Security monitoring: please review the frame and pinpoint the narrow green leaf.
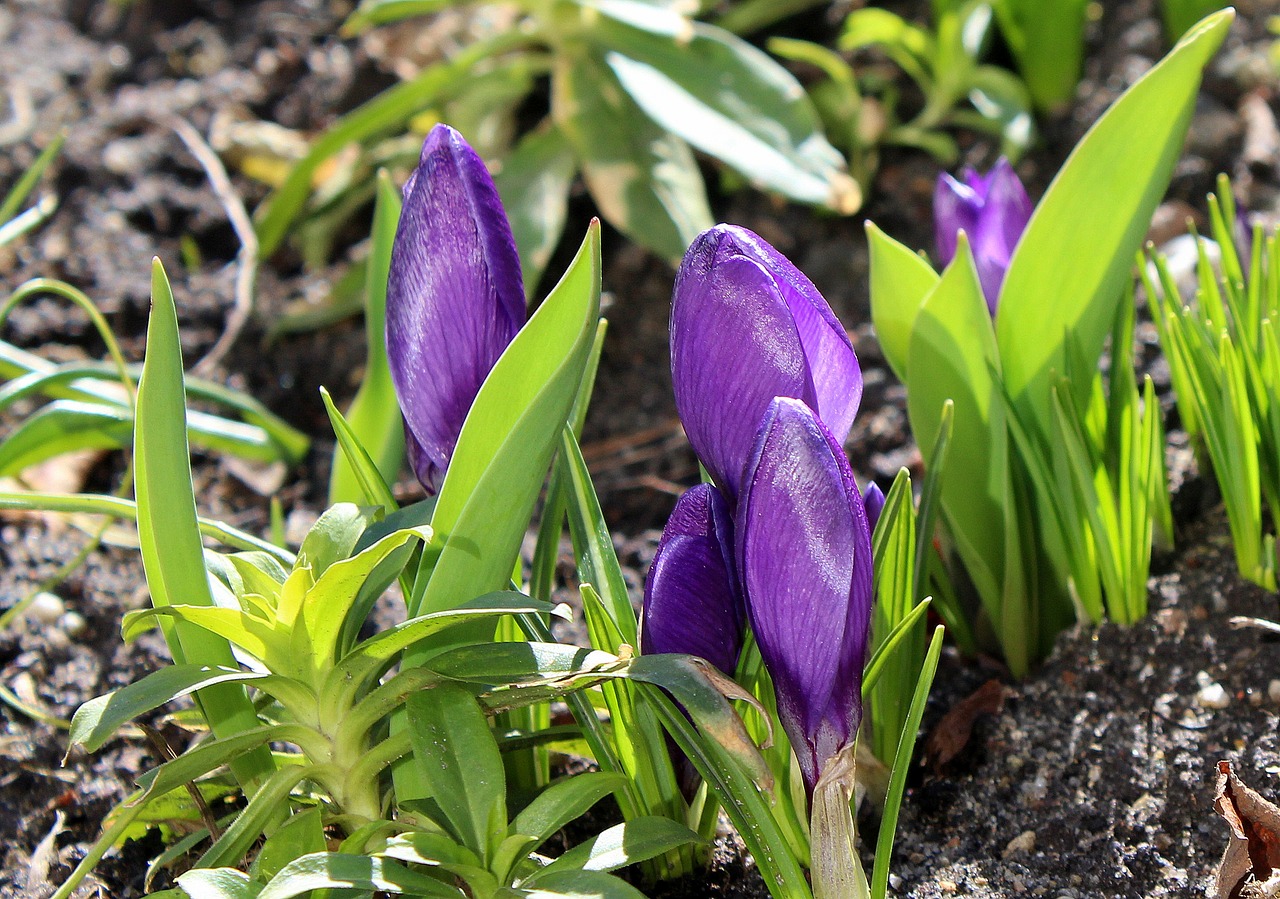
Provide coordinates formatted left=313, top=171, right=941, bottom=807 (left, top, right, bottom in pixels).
left=871, top=625, right=944, bottom=899
left=136, top=260, right=273, bottom=790
left=531, top=818, right=700, bottom=880
left=408, top=223, right=600, bottom=626
left=328, top=170, right=405, bottom=505
left=996, top=11, right=1232, bottom=441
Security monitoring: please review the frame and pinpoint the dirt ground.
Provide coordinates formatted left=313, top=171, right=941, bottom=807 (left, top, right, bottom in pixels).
left=1, top=0, right=1279, bottom=897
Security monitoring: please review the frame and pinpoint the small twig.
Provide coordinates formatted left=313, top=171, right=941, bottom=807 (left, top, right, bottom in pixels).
left=169, top=116, right=257, bottom=377
left=1229, top=615, right=1280, bottom=635
left=139, top=723, right=223, bottom=842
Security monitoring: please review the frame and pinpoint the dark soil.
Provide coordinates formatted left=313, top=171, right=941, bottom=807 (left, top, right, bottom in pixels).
left=0, top=0, right=1278, bottom=897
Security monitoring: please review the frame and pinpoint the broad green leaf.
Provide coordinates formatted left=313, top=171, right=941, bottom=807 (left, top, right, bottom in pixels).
left=906, top=240, right=1006, bottom=621
left=996, top=10, right=1232, bottom=442
left=250, top=807, right=326, bottom=882
left=406, top=684, right=507, bottom=862
left=593, top=0, right=858, bottom=212
left=839, top=7, right=933, bottom=87
left=135, top=725, right=326, bottom=799
left=866, top=223, right=939, bottom=383
left=552, top=52, right=711, bottom=262
left=136, top=261, right=272, bottom=790
left=515, top=869, right=649, bottom=899
left=341, top=0, right=458, bottom=34
left=408, top=223, right=600, bottom=625
left=249, top=852, right=462, bottom=899
left=300, top=524, right=430, bottom=671
left=511, top=772, right=629, bottom=851
left=174, top=868, right=261, bottom=899
left=531, top=818, right=700, bottom=880
left=495, top=125, right=578, bottom=296
left=328, top=170, right=405, bottom=505
left=296, top=503, right=379, bottom=580
left=122, top=604, right=288, bottom=673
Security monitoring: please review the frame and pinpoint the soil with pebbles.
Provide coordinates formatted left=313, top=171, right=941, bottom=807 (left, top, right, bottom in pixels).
left=1, top=0, right=1279, bottom=897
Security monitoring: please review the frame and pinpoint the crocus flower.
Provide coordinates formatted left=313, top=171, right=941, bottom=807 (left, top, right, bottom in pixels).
left=862, top=481, right=885, bottom=533
left=934, top=157, right=1032, bottom=314
left=641, top=483, right=743, bottom=677
left=670, top=225, right=862, bottom=501
left=736, top=397, right=873, bottom=793
left=387, top=123, right=525, bottom=494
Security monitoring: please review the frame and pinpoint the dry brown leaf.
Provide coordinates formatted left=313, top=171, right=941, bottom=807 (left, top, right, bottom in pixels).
left=924, top=678, right=1010, bottom=773
left=1213, top=761, right=1280, bottom=898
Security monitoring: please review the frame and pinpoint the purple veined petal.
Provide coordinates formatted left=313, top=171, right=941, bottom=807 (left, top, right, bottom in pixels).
left=672, top=232, right=818, bottom=500
left=971, top=250, right=1006, bottom=316
left=736, top=397, right=873, bottom=791
left=934, top=172, right=983, bottom=265
left=641, top=483, right=743, bottom=676
left=862, top=481, right=886, bottom=533
left=708, top=226, right=862, bottom=444
left=981, top=158, right=1033, bottom=254
left=386, top=124, right=526, bottom=494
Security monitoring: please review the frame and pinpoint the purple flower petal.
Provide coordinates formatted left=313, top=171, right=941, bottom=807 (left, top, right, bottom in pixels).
left=641, top=484, right=742, bottom=676
left=934, top=172, right=982, bottom=265
left=862, top=481, right=886, bottom=533
left=386, top=124, right=525, bottom=494
left=736, top=398, right=873, bottom=791
left=671, top=225, right=861, bottom=498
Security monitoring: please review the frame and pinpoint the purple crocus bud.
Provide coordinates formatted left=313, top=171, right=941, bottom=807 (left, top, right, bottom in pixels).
left=933, top=157, right=1032, bottom=314
left=737, top=398, right=873, bottom=795
left=641, top=483, right=743, bottom=677
left=862, top=481, right=885, bottom=533
left=671, top=225, right=862, bottom=502
left=387, top=124, right=525, bottom=494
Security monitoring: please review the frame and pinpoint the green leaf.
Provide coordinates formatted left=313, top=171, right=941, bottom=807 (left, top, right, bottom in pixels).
left=559, top=428, right=637, bottom=646
left=905, top=240, right=1007, bottom=630
left=511, top=772, right=628, bottom=852
left=250, top=806, right=326, bottom=883
left=429, top=641, right=617, bottom=687
left=196, top=765, right=315, bottom=870
left=992, top=0, right=1088, bottom=111
left=408, top=223, right=601, bottom=625
left=638, top=684, right=811, bottom=899
left=174, top=868, right=262, bottom=899
left=0, top=131, right=64, bottom=223
left=495, top=125, right=578, bottom=296
left=532, top=818, right=700, bottom=881
left=69, top=666, right=291, bottom=753
left=593, top=0, right=858, bottom=213
left=328, top=170, right=405, bottom=505
left=300, top=524, right=430, bottom=671
left=248, top=852, right=463, bottom=899
left=871, top=626, right=944, bottom=899
left=866, top=222, right=939, bottom=383
left=552, top=51, right=711, bottom=262
left=296, top=503, right=380, bottom=580
left=254, top=32, right=527, bottom=258
left=0, top=399, right=132, bottom=476
left=136, top=260, right=273, bottom=790
left=516, top=869, right=650, bottom=898
left=996, top=10, right=1232, bottom=443
left=406, top=684, right=507, bottom=862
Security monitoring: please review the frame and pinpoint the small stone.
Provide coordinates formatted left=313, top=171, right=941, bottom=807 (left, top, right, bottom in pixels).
left=939, top=881, right=957, bottom=893
left=58, top=611, right=87, bottom=638
left=1268, top=680, right=1280, bottom=704
left=1195, top=680, right=1231, bottom=710
left=1003, top=830, right=1036, bottom=858
left=888, top=874, right=903, bottom=891
left=26, top=592, right=64, bottom=625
